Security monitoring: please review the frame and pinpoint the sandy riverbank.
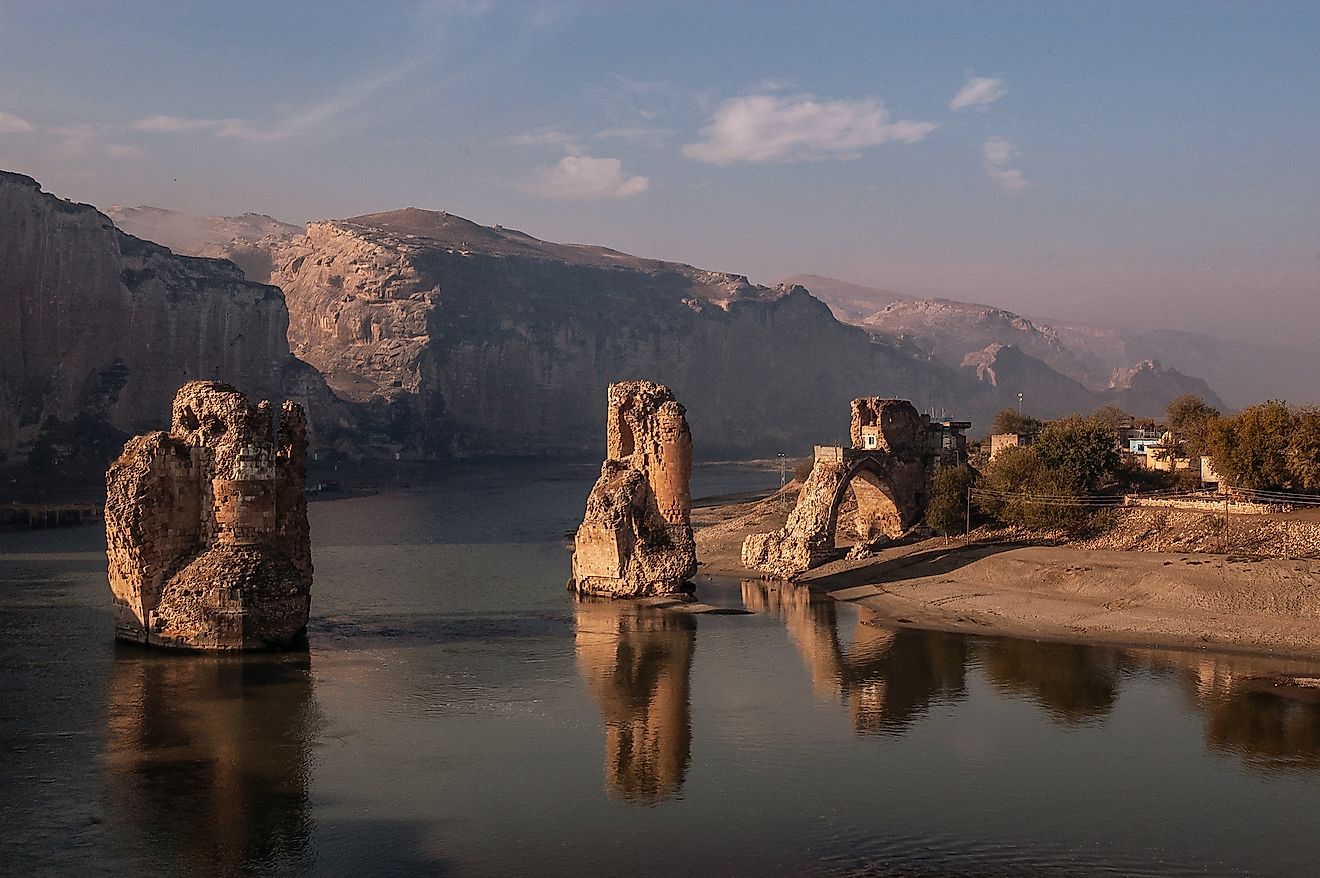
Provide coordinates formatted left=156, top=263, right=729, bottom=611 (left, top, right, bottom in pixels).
left=693, top=484, right=1320, bottom=658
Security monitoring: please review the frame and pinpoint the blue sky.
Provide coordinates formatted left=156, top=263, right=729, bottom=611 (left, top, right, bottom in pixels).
left=1, top=1, right=1317, bottom=344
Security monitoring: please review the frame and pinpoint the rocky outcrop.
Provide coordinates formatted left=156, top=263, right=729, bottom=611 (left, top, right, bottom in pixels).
left=572, top=381, right=696, bottom=597
left=1107, top=359, right=1224, bottom=415
left=255, top=208, right=980, bottom=457
left=105, top=381, right=311, bottom=650
left=0, top=171, right=344, bottom=480
left=743, top=399, right=932, bottom=578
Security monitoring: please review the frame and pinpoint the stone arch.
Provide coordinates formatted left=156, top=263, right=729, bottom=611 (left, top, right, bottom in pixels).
left=827, top=460, right=903, bottom=547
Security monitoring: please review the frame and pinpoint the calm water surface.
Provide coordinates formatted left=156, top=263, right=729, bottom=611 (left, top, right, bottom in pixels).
left=4, top=461, right=1320, bottom=876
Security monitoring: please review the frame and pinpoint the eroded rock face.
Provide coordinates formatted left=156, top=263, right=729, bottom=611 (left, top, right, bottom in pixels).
left=742, top=399, right=931, bottom=579
left=0, top=170, right=349, bottom=483
left=105, top=381, right=311, bottom=650
left=572, top=381, right=696, bottom=597
left=254, top=208, right=974, bottom=457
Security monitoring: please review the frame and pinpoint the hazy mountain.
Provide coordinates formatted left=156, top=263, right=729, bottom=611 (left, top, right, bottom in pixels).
left=788, top=274, right=1301, bottom=409
left=105, top=205, right=300, bottom=258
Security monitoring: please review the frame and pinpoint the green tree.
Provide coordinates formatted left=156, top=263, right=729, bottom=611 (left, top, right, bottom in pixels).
left=1089, top=404, right=1131, bottom=434
left=925, top=465, right=976, bottom=534
left=1032, top=415, right=1122, bottom=492
left=1287, top=407, right=1320, bottom=490
left=974, top=446, right=1089, bottom=532
left=1165, top=394, right=1221, bottom=458
left=990, top=408, right=1043, bottom=437
left=1207, top=400, right=1293, bottom=490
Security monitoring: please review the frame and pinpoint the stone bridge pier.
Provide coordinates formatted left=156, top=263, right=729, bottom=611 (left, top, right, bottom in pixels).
left=742, top=398, right=933, bottom=579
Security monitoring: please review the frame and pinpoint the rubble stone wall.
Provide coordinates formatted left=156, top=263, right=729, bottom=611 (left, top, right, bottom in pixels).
left=573, top=381, right=697, bottom=597
left=743, top=399, right=933, bottom=579
left=105, top=381, right=311, bottom=650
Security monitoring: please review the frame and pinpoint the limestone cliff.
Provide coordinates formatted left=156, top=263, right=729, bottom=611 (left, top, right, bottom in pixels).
left=263, top=208, right=978, bottom=456
left=0, top=171, right=342, bottom=480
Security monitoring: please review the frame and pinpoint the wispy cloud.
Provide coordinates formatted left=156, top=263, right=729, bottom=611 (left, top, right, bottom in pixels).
left=133, top=115, right=275, bottom=140
left=104, top=143, right=144, bottom=159
left=950, top=76, right=1007, bottom=112
left=592, top=125, right=672, bottom=144
left=506, top=129, right=587, bottom=153
left=682, top=94, right=936, bottom=164
left=0, top=111, right=35, bottom=134
left=526, top=155, right=649, bottom=200
left=983, top=135, right=1029, bottom=190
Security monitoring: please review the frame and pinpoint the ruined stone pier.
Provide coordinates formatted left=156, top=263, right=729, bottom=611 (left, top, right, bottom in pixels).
left=572, top=380, right=697, bottom=597
left=742, top=398, right=935, bottom=579
left=105, top=381, right=312, bottom=650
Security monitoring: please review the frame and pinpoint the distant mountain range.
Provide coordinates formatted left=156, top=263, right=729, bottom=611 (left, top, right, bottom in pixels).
left=785, top=273, right=1308, bottom=409
left=0, top=176, right=1238, bottom=491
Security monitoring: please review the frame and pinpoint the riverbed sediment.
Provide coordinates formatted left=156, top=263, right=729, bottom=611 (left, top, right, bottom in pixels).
left=694, top=483, right=1320, bottom=658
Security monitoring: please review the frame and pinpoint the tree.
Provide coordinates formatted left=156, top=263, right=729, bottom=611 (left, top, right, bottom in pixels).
left=1165, top=394, right=1221, bottom=458
left=1031, top=415, right=1122, bottom=492
left=974, top=446, right=1089, bottom=532
left=1207, top=400, right=1293, bottom=490
left=1287, top=407, right=1320, bottom=490
left=1089, top=404, right=1131, bottom=434
left=925, top=465, right=976, bottom=534
left=991, top=408, right=1043, bottom=437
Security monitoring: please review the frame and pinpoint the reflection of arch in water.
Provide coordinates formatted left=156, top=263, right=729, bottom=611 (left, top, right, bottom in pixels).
left=105, top=648, right=318, bottom=876
left=741, top=580, right=967, bottom=734
left=978, top=639, right=1123, bottom=726
left=574, top=599, right=694, bottom=804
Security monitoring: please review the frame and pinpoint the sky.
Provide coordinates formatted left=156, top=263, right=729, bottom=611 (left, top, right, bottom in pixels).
left=1, top=0, right=1317, bottom=346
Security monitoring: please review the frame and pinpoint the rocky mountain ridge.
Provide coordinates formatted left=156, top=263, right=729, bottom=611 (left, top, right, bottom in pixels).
left=0, top=171, right=344, bottom=489
left=784, top=273, right=1300, bottom=409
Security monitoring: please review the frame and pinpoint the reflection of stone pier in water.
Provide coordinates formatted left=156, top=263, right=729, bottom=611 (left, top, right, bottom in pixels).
left=741, top=580, right=967, bottom=733
left=572, top=381, right=696, bottom=597
left=105, top=650, right=317, bottom=875
left=742, top=399, right=937, bottom=579
left=105, top=381, right=312, bottom=650
left=574, top=599, right=694, bottom=803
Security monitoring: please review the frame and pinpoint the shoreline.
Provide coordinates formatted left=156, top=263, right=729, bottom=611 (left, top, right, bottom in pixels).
left=694, top=485, right=1320, bottom=660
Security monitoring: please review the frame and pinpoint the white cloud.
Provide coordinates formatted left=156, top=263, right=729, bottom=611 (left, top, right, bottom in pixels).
left=0, top=111, right=35, bottom=134
left=950, top=76, right=1007, bottom=112
left=104, top=143, right=144, bottom=159
left=983, top=135, right=1029, bottom=190
left=682, top=94, right=936, bottom=164
left=527, top=155, right=649, bottom=200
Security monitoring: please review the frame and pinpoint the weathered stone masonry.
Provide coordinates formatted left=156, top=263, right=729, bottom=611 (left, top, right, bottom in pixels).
left=572, top=381, right=697, bottom=597
left=105, top=381, right=312, bottom=649
left=742, top=398, right=933, bottom=579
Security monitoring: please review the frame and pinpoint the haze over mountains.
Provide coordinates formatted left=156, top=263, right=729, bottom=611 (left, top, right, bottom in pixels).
left=786, top=274, right=1310, bottom=409
left=0, top=171, right=1240, bottom=489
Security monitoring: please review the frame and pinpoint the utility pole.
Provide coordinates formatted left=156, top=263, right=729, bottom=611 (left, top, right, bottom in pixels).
left=1017, top=392, right=1024, bottom=415
left=1222, top=494, right=1229, bottom=554
left=965, top=485, right=972, bottom=538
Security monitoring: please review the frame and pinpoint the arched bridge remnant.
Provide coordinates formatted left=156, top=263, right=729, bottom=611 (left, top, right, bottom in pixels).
left=742, top=398, right=939, bottom=579
left=572, top=380, right=697, bottom=597
left=105, top=381, right=312, bottom=650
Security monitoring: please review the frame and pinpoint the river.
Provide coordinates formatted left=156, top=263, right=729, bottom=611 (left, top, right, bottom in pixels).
left=3, top=461, right=1320, bottom=876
